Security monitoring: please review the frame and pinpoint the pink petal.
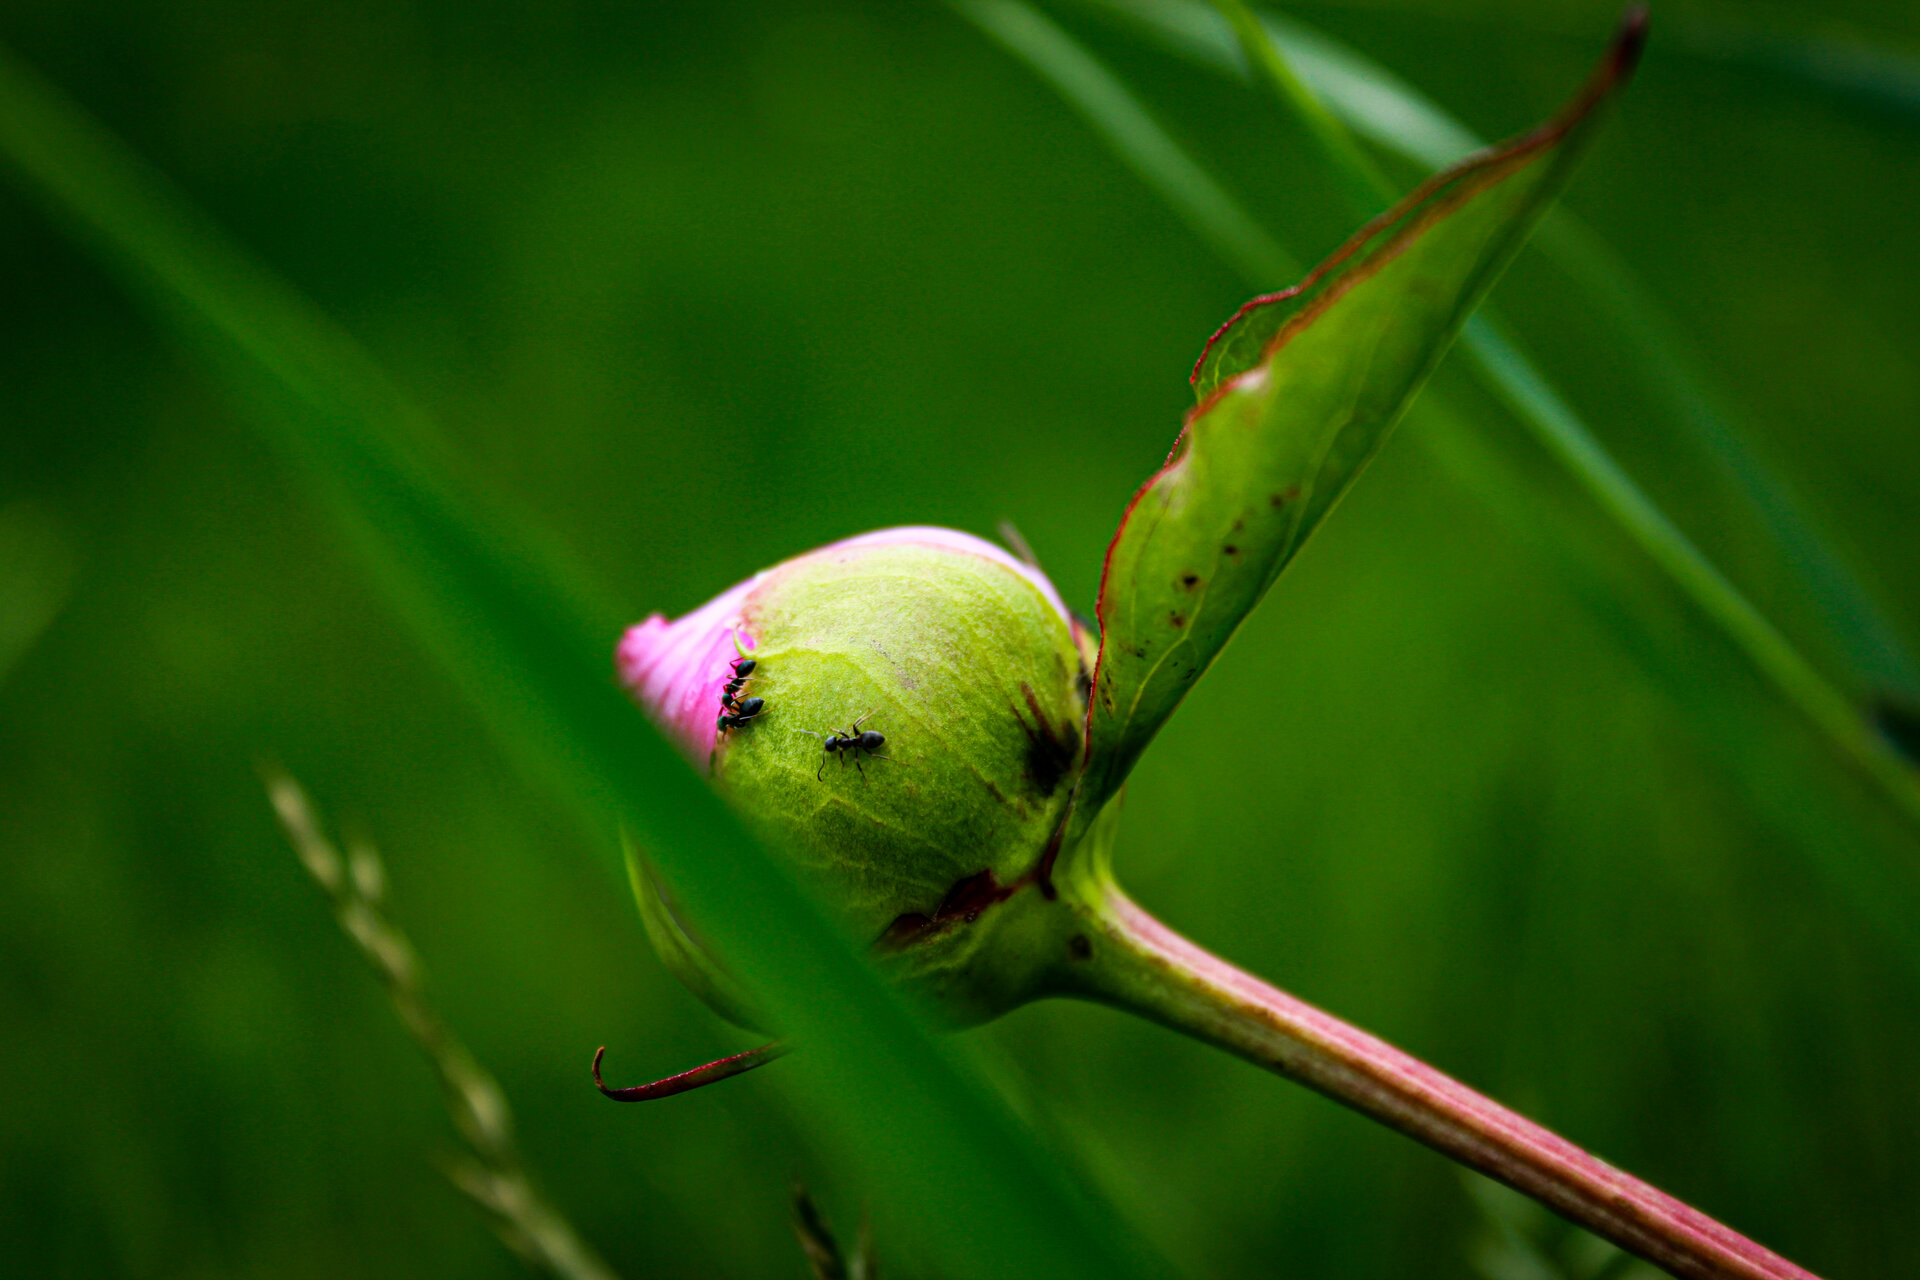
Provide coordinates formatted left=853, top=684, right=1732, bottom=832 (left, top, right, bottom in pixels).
left=616, top=574, right=759, bottom=760
left=615, top=526, right=1071, bottom=760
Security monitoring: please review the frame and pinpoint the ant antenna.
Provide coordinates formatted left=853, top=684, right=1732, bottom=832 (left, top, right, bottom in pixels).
left=592, top=1042, right=790, bottom=1102
left=794, top=727, right=833, bottom=780
left=997, top=519, right=1042, bottom=569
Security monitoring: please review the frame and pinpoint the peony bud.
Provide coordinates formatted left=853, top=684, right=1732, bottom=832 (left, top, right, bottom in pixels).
left=618, top=527, right=1094, bottom=1025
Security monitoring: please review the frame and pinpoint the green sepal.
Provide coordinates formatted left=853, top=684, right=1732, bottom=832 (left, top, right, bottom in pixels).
left=1073, top=20, right=1644, bottom=822
left=625, top=830, right=769, bottom=1033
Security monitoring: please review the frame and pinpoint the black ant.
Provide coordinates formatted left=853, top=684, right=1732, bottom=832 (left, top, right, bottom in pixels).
left=797, top=711, right=890, bottom=781
left=716, top=643, right=764, bottom=735
left=716, top=696, right=764, bottom=734
left=720, top=657, right=757, bottom=709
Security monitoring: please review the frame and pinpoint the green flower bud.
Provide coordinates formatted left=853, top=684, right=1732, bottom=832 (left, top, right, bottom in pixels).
left=619, top=527, right=1095, bottom=1025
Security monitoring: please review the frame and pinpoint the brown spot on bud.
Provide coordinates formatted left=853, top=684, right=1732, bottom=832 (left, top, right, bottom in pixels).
left=877, top=868, right=1024, bottom=950
left=876, top=913, right=933, bottom=950
left=1180, top=573, right=1201, bottom=589
left=1168, top=611, right=1186, bottom=629
left=1069, top=934, right=1092, bottom=960
left=937, top=869, right=1015, bottom=924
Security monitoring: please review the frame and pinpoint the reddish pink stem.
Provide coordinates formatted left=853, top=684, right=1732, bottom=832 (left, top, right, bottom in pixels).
left=1063, top=884, right=1819, bottom=1280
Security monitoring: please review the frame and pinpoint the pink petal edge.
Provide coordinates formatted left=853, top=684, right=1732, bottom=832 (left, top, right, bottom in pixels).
left=615, top=526, right=1070, bottom=760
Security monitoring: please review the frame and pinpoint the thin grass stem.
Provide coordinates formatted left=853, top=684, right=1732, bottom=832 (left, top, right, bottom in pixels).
left=265, top=770, right=622, bottom=1280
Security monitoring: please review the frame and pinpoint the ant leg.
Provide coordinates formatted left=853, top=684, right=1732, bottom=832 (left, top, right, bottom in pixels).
left=854, top=755, right=867, bottom=783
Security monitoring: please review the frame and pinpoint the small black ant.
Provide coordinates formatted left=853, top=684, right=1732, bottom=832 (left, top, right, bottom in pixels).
left=716, top=696, right=765, bottom=734
left=720, top=665, right=756, bottom=709
left=797, top=710, right=890, bottom=781
left=717, top=642, right=762, bottom=728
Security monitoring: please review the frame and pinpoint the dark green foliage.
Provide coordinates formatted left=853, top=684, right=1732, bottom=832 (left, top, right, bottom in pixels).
left=1, top=2, right=1917, bottom=1278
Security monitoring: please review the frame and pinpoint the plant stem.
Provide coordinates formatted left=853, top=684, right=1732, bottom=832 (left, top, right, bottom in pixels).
left=1058, top=881, right=1820, bottom=1280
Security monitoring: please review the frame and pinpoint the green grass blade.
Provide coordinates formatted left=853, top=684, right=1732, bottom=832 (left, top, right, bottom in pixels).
left=955, top=0, right=1297, bottom=285
left=1451, top=314, right=1920, bottom=825
left=1460, top=311, right=1920, bottom=829
left=0, top=41, right=1169, bottom=1280
left=1671, top=10, right=1920, bottom=125
left=1404, top=390, right=1920, bottom=993
left=1180, top=0, right=1920, bottom=128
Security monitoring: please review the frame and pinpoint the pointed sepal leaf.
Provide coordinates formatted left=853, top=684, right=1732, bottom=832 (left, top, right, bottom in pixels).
left=624, top=831, right=768, bottom=1034
left=1076, top=14, right=1644, bottom=816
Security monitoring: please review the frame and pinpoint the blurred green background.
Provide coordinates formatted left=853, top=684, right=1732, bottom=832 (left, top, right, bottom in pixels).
left=3, top=0, right=1918, bottom=1276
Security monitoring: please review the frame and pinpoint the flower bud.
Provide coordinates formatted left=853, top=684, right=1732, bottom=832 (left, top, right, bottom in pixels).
left=618, top=527, right=1092, bottom=1025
